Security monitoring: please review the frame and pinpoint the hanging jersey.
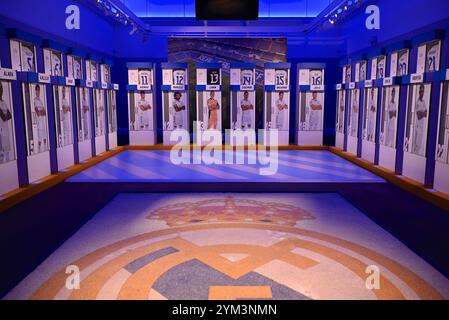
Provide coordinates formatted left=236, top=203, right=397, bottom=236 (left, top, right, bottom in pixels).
left=52, top=54, right=61, bottom=76
left=309, top=70, right=323, bottom=86
left=240, top=69, right=254, bottom=86
left=427, top=43, right=440, bottom=72
left=139, top=70, right=152, bottom=86
left=275, top=70, right=288, bottom=86
left=172, top=70, right=186, bottom=86
left=74, top=60, right=81, bottom=79
left=398, top=51, right=409, bottom=76
left=377, top=57, right=386, bottom=78
left=359, top=62, right=367, bottom=81
left=91, top=63, right=98, bottom=81
left=22, top=46, right=35, bottom=72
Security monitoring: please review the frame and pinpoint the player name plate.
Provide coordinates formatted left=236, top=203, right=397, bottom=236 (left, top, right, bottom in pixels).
left=311, top=85, right=325, bottom=91
left=349, top=82, right=356, bottom=89
left=66, top=78, right=75, bottom=86
left=336, top=84, right=342, bottom=90
left=0, top=68, right=17, bottom=81
left=364, top=80, right=373, bottom=88
left=101, top=82, right=108, bottom=89
left=383, top=77, right=393, bottom=86
left=275, top=84, right=289, bottom=91
left=137, top=84, right=151, bottom=91
left=240, top=85, right=255, bottom=91
left=410, top=73, right=424, bottom=84
left=38, top=73, right=51, bottom=84
left=113, top=84, right=119, bottom=90
left=206, top=85, right=220, bottom=91
left=446, top=69, right=449, bottom=81
left=171, top=85, right=186, bottom=91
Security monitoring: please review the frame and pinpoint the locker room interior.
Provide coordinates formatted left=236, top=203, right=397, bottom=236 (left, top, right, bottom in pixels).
left=1, top=0, right=449, bottom=302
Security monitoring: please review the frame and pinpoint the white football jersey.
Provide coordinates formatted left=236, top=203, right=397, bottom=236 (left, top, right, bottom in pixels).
left=345, top=65, right=351, bottom=83
left=359, top=62, right=367, bottom=81
left=101, top=65, right=110, bottom=83
left=139, top=70, right=152, bottom=86
left=74, top=60, right=81, bottom=79
left=240, top=69, right=254, bottom=86
left=275, top=70, right=289, bottom=86
left=309, top=70, right=323, bottom=86
left=398, top=51, right=409, bottom=76
left=52, top=54, right=61, bottom=76
left=377, top=57, right=386, bottom=79
left=91, top=63, right=98, bottom=81
left=22, top=46, right=35, bottom=72
left=427, top=43, right=440, bottom=72
left=173, top=69, right=186, bottom=86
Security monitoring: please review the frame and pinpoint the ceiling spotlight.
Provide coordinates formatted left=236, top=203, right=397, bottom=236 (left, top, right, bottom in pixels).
left=91, top=0, right=148, bottom=39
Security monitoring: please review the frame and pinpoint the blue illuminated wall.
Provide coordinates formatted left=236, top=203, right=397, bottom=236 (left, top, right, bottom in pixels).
left=343, top=0, right=449, bottom=55
left=1, top=0, right=449, bottom=145
left=0, top=0, right=115, bottom=57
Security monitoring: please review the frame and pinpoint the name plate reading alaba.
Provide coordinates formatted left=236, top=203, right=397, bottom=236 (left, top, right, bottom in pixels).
left=0, top=68, right=17, bottom=81
left=38, top=73, right=51, bottom=84
left=410, top=73, right=424, bottom=84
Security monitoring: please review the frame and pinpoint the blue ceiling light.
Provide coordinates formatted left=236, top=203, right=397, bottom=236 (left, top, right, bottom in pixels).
left=117, top=0, right=331, bottom=19
left=77, top=0, right=375, bottom=38
left=299, top=0, right=377, bottom=34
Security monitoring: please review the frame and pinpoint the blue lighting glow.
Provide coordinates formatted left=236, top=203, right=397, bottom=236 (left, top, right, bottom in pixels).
left=118, top=0, right=332, bottom=18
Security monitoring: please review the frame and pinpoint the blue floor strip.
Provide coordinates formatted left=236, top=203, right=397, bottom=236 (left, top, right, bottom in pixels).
left=67, top=150, right=385, bottom=183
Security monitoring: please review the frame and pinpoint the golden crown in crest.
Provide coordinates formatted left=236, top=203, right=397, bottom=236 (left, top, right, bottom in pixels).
left=146, top=196, right=315, bottom=227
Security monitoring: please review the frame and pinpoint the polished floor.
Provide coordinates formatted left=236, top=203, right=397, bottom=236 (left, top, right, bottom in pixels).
left=6, top=193, right=448, bottom=300
left=67, top=150, right=385, bottom=183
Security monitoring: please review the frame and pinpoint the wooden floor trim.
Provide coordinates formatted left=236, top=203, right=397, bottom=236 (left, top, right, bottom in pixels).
left=0, top=147, right=125, bottom=213
left=329, top=147, right=449, bottom=212
left=124, top=144, right=329, bottom=151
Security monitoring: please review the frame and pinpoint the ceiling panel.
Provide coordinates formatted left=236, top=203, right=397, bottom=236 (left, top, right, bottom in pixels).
left=118, top=0, right=332, bottom=18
